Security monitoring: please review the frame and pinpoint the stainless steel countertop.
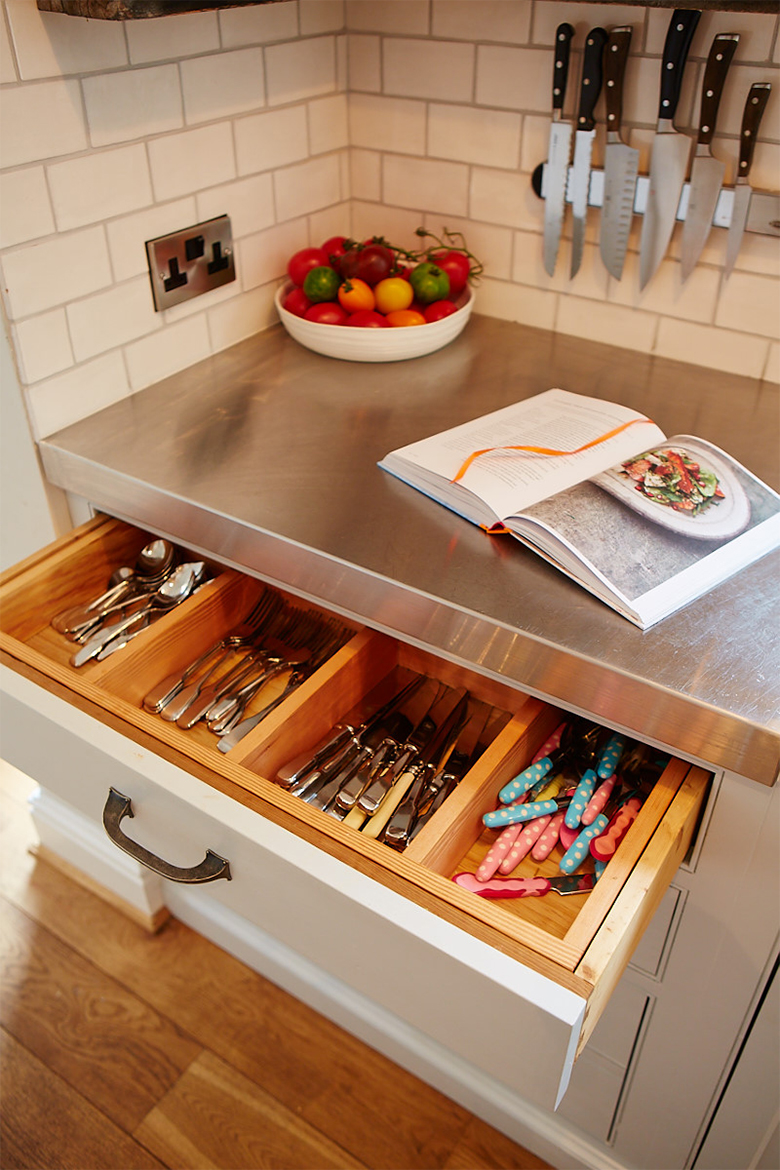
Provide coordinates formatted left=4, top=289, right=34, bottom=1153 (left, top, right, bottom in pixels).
left=40, top=314, right=780, bottom=785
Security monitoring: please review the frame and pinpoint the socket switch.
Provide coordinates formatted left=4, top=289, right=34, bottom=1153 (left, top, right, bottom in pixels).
left=146, top=215, right=236, bottom=311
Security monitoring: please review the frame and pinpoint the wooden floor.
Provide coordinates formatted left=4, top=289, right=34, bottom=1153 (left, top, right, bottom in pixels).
left=0, top=761, right=552, bottom=1170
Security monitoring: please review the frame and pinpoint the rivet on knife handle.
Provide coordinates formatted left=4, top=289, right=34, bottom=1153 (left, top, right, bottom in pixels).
left=696, top=34, right=739, bottom=148
left=656, top=9, right=701, bottom=124
left=552, top=22, right=574, bottom=113
left=736, top=82, right=771, bottom=180
left=604, top=26, right=632, bottom=134
left=576, top=27, right=607, bottom=133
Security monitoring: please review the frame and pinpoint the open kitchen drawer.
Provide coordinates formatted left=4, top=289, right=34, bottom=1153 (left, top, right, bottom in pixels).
left=0, top=515, right=709, bottom=1109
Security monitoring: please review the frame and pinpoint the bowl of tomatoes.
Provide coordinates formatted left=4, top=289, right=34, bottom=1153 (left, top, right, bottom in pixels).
left=274, top=233, right=478, bottom=363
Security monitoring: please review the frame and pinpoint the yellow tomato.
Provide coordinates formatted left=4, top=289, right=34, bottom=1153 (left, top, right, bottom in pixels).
left=385, top=309, right=426, bottom=327
left=337, top=278, right=375, bottom=313
left=374, top=276, right=414, bottom=314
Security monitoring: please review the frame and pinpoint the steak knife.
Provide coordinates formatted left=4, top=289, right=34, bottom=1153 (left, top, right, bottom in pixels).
left=724, top=82, right=772, bottom=278
left=543, top=22, right=575, bottom=276
left=570, top=26, right=608, bottom=278
left=638, top=8, right=701, bottom=290
left=599, top=26, right=639, bottom=280
left=680, top=33, right=739, bottom=282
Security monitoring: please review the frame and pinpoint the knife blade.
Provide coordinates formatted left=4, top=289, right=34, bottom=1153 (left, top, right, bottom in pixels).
left=543, top=22, right=575, bottom=277
left=570, top=26, right=608, bottom=278
left=356, top=679, right=444, bottom=815
left=680, top=33, right=739, bottom=282
left=638, top=8, right=702, bottom=291
left=724, top=82, right=772, bottom=279
left=599, top=26, right=639, bottom=280
left=453, top=871, right=595, bottom=899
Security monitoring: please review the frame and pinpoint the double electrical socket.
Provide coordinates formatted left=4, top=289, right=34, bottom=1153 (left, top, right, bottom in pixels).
left=146, top=215, right=236, bottom=311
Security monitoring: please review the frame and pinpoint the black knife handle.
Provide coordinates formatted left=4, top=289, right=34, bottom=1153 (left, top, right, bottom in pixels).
left=737, top=82, right=771, bottom=179
left=604, top=26, right=632, bottom=134
left=552, top=23, right=575, bottom=113
left=697, top=33, right=739, bottom=145
left=576, top=28, right=608, bottom=132
left=657, top=9, right=701, bottom=123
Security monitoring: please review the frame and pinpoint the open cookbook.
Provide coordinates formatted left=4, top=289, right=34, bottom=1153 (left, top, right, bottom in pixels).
left=379, top=389, right=780, bottom=629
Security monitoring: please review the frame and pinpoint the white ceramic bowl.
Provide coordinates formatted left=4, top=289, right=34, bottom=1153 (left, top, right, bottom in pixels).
left=274, top=282, right=474, bottom=362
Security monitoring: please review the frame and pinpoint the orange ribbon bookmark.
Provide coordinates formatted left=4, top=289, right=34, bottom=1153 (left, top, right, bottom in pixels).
left=451, top=416, right=651, bottom=483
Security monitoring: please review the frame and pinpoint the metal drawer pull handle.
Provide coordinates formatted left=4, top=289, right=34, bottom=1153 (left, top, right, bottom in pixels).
left=103, top=788, right=232, bottom=884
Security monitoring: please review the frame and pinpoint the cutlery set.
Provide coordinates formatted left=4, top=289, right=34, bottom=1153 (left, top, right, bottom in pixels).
left=453, top=719, right=669, bottom=900
left=542, top=10, right=773, bottom=286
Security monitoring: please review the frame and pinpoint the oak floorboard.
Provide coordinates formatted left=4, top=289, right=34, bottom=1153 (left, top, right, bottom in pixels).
left=135, top=1048, right=366, bottom=1170
left=0, top=1029, right=165, bottom=1170
left=445, top=1115, right=555, bottom=1169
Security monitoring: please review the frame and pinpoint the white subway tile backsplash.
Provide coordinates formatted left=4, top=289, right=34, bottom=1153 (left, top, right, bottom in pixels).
left=265, top=37, right=337, bottom=106
left=106, top=198, right=197, bottom=282
left=520, top=115, right=548, bottom=175
left=13, top=308, right=73, bottom=384
left=219, top=2, right=300, bottom=48
left=310, top=200, right=351, bottom=245
left=715, top=270, right=780, bottom=339
left=649, top=9, right=776, bottom=64
left=513, top=231, right=609, bottom=299
left=48, top=144, right=152, bottom=232
left=5, top=0, right=126, bottom=80
left=66, top=275, right=160, bottom=361
left=350, top=147, right=381, bottom=201
left=476, top=275, right=556, bottom=331
left=421, top=214, right=513, bottom=282
left=27, top=350, right=129, bottom=439
left=148, top=123, right=236, bottom=202
left=433, top=0, right=531, bottom=45
left=558, top=294, right=658, bottom=354
left=345, top=0, right=429, bottom=36
left=208, top=282, right=280, bottom=351
left=0, top=167, right=55, bottom=247
left=126, top=11, right=219, bottom=64
left=2, top=225, right=112, bottom=319
left=124, top=313, right=211, bottom=392
left=428, top=103, right=521, bottom=169
left=470, top=167, right=542, bottom=232
left=309, top=93, right=349, bottom=153
left=476, top=46, right=550, bottom=113
left=609, top=251, right=720, bottom=326
left=181, top=49, right=265, bottom=126
left=82, top=65, right=183, bottom=148
left=655, top=317, right=768, bottom=379
left=336, top=30, right=348, bottom=91
left=241, top=218, right=309, bottom=290
left=235, top=105, right=309, bottom=176
left=274, top=154, right=342, bottom=222
left=351, top=201, right=421, bottom=251
left=723, top=232, right=780, bottom=280
left=300, top=0, right=345, bottom=36
left=349, top=93, right=426, bottom=156
left=384, top=154, right=469, bottom=218
left=384, top=37, right=474, bottom=102
left=533, top=4, right=643, bottom=47
left=0, top=9, right=17, bottom=82
left=347, top=33, right=380, bottom=92
left=765, top=342, right=780, bottom=385
left=0, top=79, right=87, bottom=166
left=197, top=175, right=274, bottom=241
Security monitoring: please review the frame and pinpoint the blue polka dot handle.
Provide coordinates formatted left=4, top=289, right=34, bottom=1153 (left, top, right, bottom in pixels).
left=559, top=812, right=608, bottom=874
left=483, top=798, right=558, bottom=829
left=594, top=859, right=608, bottom=882
left=564, top=768, right=597, bottom=829
left=597, top=734, right=626, bottom=779
left=498, top=756, right=554, bottom=805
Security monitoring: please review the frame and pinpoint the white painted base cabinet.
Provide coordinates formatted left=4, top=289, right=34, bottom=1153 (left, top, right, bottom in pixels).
left=1, top=516, right=777, bottom=1170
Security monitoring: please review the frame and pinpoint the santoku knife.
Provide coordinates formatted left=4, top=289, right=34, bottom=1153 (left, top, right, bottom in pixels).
left=570, top=26, right=608, bottom=278
left=724, top=82, right=772, bottom=279
left=638, top=8, right=701, bottom=290
left=599, top=26, right=639, bottom=280
left=680, top=33, right=739, bottom=282
left=543, top=22, right=575, bottom=276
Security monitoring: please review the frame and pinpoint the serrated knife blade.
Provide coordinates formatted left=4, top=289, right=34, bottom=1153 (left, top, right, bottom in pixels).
left=543, top=22, right=575, bottom=277
left=638, top=8, right=701, bottom=291
left=724, top=82, right=772, bottom=279
left=680, top=33, right=739, bottom=282
left=599, top=26, right=639, bottom=280
left=570, top=27, right=608, bottom=278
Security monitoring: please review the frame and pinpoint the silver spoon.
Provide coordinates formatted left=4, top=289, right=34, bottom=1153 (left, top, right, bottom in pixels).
left=54, top=539, right=175, bottom=638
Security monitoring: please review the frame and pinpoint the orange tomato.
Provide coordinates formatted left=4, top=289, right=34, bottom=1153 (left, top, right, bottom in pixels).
left=385, top=309, right=426, bottom=327
left=337, top=277, right=375, bottom=313
left=374, top=276, right=414, bottom=314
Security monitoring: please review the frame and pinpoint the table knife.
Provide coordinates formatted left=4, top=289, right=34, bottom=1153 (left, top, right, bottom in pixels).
left=724, top=82, right=772, bottom=279
left=638, top=8, right=701, bottom=290
left=680, top=33, right=739, bottom=282
left=599, top=26, right=639, bottom=280
left=543, top=22, right=575, bottom=276
left=570, top=27, right=608, bottom=278
left=453, top=871, right=595, bottom=899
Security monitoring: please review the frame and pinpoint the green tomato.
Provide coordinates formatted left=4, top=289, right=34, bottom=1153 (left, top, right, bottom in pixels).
left=303, top=265, right=341, bottom=303
left=409, top=261, right=450, bottom=305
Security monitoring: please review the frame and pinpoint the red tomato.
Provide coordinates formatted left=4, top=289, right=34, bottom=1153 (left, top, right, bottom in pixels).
left=385, top=309, right=426, bottom=327
left=304, top=302, right=349, bottom=326
left=346, top=310, right=390, bottom=328
left=341, top=243, right=395, bottom=286
left=283, top=288, right=312, bottom=318
left=288, top=247, right=330, bottom=286
left=321, top=235, right=348, bottom=266
left=424, top=299, right=459, bottom=323
left=338, top=278, right=375, bottom=313
left=430, top=250, right=470, bottom=296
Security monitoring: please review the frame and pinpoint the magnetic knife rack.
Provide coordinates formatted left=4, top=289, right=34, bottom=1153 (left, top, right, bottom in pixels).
left=531, top=163, right=780, bottom=235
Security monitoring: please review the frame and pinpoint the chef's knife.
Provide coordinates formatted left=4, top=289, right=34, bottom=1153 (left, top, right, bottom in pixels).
left=543, top=22, right=575, bottom=276
left=638, top=8, right=702, bottom=290
left=570, top=26, right=608, bottom=278
left=453, top=871, right=595, bottom=899
left=680, top=33, right=739, bottom=282
left=599, top=26, right=639, bottom=280
left=724, top=82, right=772, bottom=279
